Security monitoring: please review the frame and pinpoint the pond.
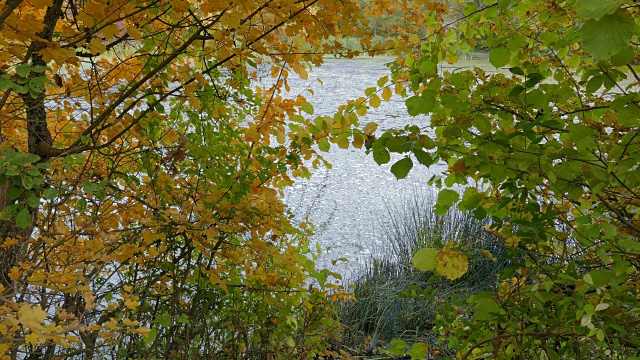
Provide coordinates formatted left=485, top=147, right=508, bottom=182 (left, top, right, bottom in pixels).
left=273, top=56, right=450, bottom=277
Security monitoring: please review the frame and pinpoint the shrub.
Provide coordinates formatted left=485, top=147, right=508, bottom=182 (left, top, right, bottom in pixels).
left=338, top=192, right=510, bottom=355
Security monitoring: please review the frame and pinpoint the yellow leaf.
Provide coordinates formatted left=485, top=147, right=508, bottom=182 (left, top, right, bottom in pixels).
left=8, top=266, right=20, bottom=280
left=298, top=67, right=308, bottom=80
left=104, top=318, right=118, bottom=330
left=363, top=122, right=378, bottom=135
left=166, top=130, right=178, bottom=143
left=25, top=333, right=40, bottom=346
left=337, top=134, right=349, bottom=149
left=124, top=299, right=139, bottom=310
left=395, top=82, right=404, bottom=95
left=172, top=0, right=190, bottom=12
left=101, top=24, right=120, bottom=39
left=377, top=76, right=388, bottom=87
left=209, top=271, right=228, bottom=292
left=479, top=249, right=496, bottom=261
left=32, top=0, right=54, bottom=7
left=127, top=27, right=143, bottom=40
left=0, top=343, right=10, bottom=356
left=435, top=247, right=468, bottom=280
left=52, top=335, right=72, bottom=348
left=352, top=133, right=364, bottom=149
left=276, top=128, right=286, bottom=144
left=369, top=94, right=381, bottom=108
left=123, top=318, right=140, bottom=326
left=382, top=86, right=392, bottom=101
left=88, top=36, right=106, bottom=54
left=131, top=326, right=151, bottom=337
left=292, top=36, right=306, bottom=48
left=18, top=304, right=48, bottom=332
left=87, top=324, right=102, bottom=331
left=76, top=12, right=95, bottom=27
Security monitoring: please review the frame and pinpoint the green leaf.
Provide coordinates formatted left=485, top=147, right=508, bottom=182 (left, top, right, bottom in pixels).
left=524, top=73, right=544, bottom=88
left=77, top=198, right=87, bottom=213
left=16, top=207, right=30, bottom=229
left=390, top=157, right=413, bottom=179
left=154, top=315, right=173, bottom=327
left=15, top=64, right=30, bottom=77
left=417, top=58, right=437, bottom=76
left=586, top=76, right=603, bottom=94
left=21, top=175, right=34, bottom=190
left=317, top=137, right=330, bottom=152
left=580, top=9, right=635, bottom=60
left=300, top=101, right=314, bottom=115
left=176, top=314, right=190, bottom=324
left=364, top=86, right=377, bottom=96
left=618, top=104, right=640, bottom=126
left=387, top=339, right=408, bottom=356
left=7, top=187, right=23, bottom=200
left=437, top=189, right=459, bottom=209
left=406, top=96, right=425, bottom=116
left=285, top=336, right=295, bottom=347
left=26, top=194, right=40, bottom=208
left=413, top=247, right=438, bottom=271
left=43, top=188, right=59, bottom=200
left=473, top=298, right=501, bottom=320
left=611, top=46, right=634, bottom=66
left=498, top=0, right=510, bottom=10
left=407, top=342, right=429, bottom=359
left=619, top=238, right=640, bottom=253
left=509, top=85, right=525, bottom=97
left=547, top=349, right=560, bottom=360
left=142, top=328, right=157, bottom=345
left=0, top=78, right=15, bottom=90
left=509, top=67, right=524, bottom=75
left=576, top=0, right=625, bottom=20
left=588, top=269, right=615, bottom=287
left=412, top=148, right=433, bottom=166
left=489, top=47, right=510, bottom=68
left=459, top=187, right=482, bottom=211
left=373, top=149, right=390, bottom=165
left=5, top=151, right=40, bottom=165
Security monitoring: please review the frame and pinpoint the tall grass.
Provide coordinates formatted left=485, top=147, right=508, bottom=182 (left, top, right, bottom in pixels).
left=337, top=192, right=509, bottom=355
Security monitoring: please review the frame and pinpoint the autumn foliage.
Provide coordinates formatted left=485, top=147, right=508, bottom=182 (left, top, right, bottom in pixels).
left=0, top=0, right=424, bottom=358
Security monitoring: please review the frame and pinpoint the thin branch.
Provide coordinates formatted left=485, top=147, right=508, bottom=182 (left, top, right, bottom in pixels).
left=0, top=0, right=23, bottom=30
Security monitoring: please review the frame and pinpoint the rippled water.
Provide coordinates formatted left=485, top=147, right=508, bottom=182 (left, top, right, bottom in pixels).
left=271, top=57, right=448, bottom=276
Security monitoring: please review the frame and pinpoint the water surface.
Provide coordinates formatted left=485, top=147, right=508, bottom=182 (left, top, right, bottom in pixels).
left=276, top=57, right=447, bottom=277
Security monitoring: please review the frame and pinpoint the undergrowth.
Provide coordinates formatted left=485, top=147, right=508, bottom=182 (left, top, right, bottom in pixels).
left=337, top=193, right=510, bottom=356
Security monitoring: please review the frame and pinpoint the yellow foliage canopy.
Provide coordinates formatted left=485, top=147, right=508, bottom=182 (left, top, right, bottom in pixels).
left=0, top=0, right=424, bottom=357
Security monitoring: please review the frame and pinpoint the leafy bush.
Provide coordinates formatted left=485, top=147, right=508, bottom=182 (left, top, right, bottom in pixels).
left=338, top=193, right=510, bottom=355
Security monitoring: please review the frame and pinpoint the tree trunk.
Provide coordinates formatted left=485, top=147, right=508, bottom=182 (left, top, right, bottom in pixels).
left=0, top=0, right=63, bottom=290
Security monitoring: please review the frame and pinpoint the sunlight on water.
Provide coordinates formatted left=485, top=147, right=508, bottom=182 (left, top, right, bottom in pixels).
left=274, top=57, right=449, bottom=277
